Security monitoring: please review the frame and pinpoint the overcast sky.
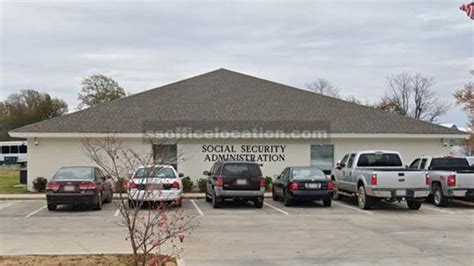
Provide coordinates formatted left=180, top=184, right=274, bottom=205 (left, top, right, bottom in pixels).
left=1, top=0, right=472, bottom=126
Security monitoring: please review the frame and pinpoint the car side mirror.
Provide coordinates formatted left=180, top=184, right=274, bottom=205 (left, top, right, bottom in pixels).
left=203, top=171, right=210, bottom=176
left=178, top=173, right=184, bottom=178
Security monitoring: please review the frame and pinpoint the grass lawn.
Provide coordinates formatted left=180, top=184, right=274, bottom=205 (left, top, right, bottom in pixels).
left=0, top=254, right=176, bottom=266
left=0, top=170, right=27, bottom=194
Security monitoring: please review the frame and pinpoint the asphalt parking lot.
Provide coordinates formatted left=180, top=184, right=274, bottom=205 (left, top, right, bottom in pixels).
left=0, top=198, right=473, bottom=265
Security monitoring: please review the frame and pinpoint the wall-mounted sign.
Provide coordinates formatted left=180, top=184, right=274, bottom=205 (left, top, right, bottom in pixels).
left=201, top=144, right=286, bottom=162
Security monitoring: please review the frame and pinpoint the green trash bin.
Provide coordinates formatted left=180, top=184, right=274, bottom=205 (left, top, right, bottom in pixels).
left=4, top=156, right=18, bottom=165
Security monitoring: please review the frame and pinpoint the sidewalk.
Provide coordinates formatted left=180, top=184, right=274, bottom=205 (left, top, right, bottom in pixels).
left=0, top=192, right=273, bottom=200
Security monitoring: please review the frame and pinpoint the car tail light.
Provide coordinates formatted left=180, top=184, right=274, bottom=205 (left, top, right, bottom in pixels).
left=216, top=176, right=224, bottom=187
left=79, top=182, right=96, bottom=190
left=370, top=174, right=377, bottom=186
left=129, top=181, right=137, bottom=189
left=288, top=182, right=299, bottom=191
left=259, top=178, right=265, bottom=188
left=447, top=175, right=456, bottom=187
left=171, top=181, right=180, bottom=189
left=425, top=174, right=431, bottom=185
left=46, top=182, right=60, bottom=191
left=327, top=182, right=334, bottom=190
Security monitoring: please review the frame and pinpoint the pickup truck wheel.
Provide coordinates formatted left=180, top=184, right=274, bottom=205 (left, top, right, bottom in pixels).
left=333, top=187, right=341, bottom=200
left=205, top=192, right=212, bottom=202
left=323, top=199, right=332, bottom=207
left=272, top=186, right=279, bottom=201
left=433, top=186, right=448, bottom=207
left=357, top=186, right=372, bottom=210
left=406, top=200, right=422, bottom=210
left=47, top=204, right=56, bottom=211
left=211, top=190, right=221, bottom=208
left=283, top=190, right=293, bottom=206
left=254, top=197, right=264, bottom=208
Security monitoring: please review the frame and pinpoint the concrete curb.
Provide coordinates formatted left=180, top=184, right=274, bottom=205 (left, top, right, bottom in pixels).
left=0, top=192, right=273, bottom=200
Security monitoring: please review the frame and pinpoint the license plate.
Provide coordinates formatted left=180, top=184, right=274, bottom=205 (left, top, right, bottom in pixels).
left=147, top=184, right=162, bottom=190
left=306, top=183, right=321, bottom=189
left=396, top=189, right=406, bottom=196
left=63, top=185, right=75, bottom=192
left=236, top=179, right=247, bottom=185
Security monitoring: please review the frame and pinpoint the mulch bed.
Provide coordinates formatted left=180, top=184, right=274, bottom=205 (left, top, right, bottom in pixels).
left=0, top=254, right=177, bottom=266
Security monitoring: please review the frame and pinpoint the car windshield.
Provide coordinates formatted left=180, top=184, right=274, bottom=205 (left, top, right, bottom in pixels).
left=53, top=167, right=93, bottom=180
left=222, top=163, right=262, bottom=176
left=357, top=153, right=402, bottom=167
left=292, top=167, right=325, bottom=179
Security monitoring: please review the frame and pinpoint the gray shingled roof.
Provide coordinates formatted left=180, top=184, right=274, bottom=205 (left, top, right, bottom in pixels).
left=11, top=69, right=463, bottom=135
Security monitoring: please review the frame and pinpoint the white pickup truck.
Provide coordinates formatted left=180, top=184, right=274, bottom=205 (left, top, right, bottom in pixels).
left=331, top=150, right=430, bottom=210
left=409, top=156, right=474, bottom=207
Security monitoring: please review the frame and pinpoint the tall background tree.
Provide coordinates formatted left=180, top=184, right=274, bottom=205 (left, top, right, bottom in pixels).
left=453, top=72, right=473, bottom=127
left=453, top=71, right=473, bottom=154
left=377, top=73, right=450, bottom=122
left=78, top=74, right=126, bottom=109
left=0, top=90, right=68, bottom=140
left=306, top=78, right=340, bottom=98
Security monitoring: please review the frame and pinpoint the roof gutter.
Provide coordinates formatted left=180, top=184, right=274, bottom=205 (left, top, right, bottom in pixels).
left=9, top=132, right=469, bottom=139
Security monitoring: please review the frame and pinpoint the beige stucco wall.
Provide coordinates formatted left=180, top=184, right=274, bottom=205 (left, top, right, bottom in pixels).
left=26, top=137, right=153, bottom=191
left=26, top=137, right=451, bottom=191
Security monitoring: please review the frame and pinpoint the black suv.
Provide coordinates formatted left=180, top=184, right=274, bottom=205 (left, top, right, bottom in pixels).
left=203, top=161, right=265, bottom=208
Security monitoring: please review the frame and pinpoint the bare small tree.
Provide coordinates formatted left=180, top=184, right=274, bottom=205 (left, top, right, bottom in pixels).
left=82, top=136, right=195, bottom=266
left=306, top=78, right=341, bottom=98
left=378, top=73, right=450, bottom=122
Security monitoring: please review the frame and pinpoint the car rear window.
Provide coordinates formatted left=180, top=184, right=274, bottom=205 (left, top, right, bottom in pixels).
left=54, top=167, right=93, bottom=180
left=133, top=167, right=152, bottom=179
left=152, top=167, right=176, bottom=179
left=222, top=163, right=262, bottom=176
left=292, top=167, right=325, bottom=179
left=430, top=158, right=470, bottom=169
left=357, top=153, right=402, bottom=167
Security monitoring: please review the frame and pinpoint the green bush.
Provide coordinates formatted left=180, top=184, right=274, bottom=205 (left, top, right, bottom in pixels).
left=196, top=178, right=207, bottom=192
left=33, top=177, right=48, bottom=192
left=265, top=176, right=273, bottom=191
left=114, top=177, right=128, bottom=193
left=181, top=176, right=194, bottom=192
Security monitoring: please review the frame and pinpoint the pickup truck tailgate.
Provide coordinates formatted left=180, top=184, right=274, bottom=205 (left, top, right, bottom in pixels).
left=455, top=172, right=474, bottom=188
left=374, top=171, right=426, bottom=189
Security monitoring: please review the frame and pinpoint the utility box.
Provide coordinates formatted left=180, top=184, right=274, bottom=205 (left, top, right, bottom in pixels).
left=20, top=167, right=27, bottom=184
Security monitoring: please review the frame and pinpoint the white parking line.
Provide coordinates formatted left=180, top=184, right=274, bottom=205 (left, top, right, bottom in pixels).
left=114, top=208, right=120, bottom=217
left=0, top=203, right=13, bottom=211
left=263, top=202, right=289, bottom=215
left=422, top=205, right=455, bottom=214
left=190, top=200, right=204, bottom=216
left=25, top=205, right=47, bottom=218
left=333, top=201, right=373, bottom=215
